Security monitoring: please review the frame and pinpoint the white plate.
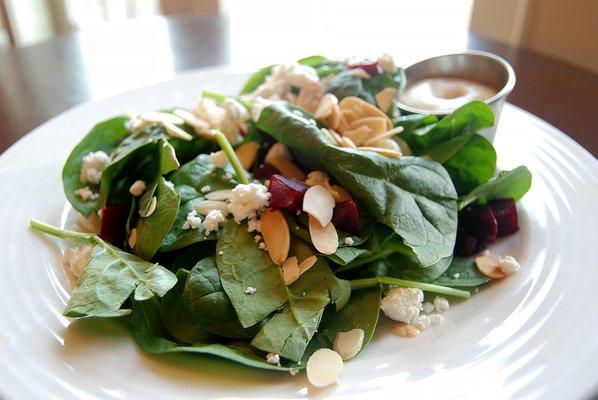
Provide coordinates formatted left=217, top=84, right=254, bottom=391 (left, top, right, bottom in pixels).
left=0, top=68, right=597, bottom=400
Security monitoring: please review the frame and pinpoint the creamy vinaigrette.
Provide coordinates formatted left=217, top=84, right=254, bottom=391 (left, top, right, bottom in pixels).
left=400, top=77, right=497, bottom=112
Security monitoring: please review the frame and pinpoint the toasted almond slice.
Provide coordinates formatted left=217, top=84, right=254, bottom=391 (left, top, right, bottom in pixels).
left=320, top=128, right=339, bottom=145
left=267, top=156, right=306, bottom=181
left=339, top=96, right=392, bottom=129
left=306, top=348, right=343, bottom=388
left=296, top=82, right=324, bottom=114
left=327, top=103, right=341, bottom=130
left=340, top=136, right=357, bottom=148
left=342, top=125, right=372, bottom=146
left=358, top=146, right=401, bottom=158
left=286, top=92, right=298, bottom=104
left=377, top=53, right=396, bottom=73
left=235, top=141, right=258, bottom=170
left=205, top=189, right=233, bottom=201
left=305, top=171, right=330, bottom=187
left=375, top=87, right=398, bottom=113
left=338, top=115, right=350, bottom=132
left=195, top=200, right=229, bottom=215
left=348, top=116, right=388, bottom=135
left=340, top=109, right=357, bottom=124
left=282, top=256, right=300, bottom=285
left=330, top=185, right=352, bottom=202
left=391, top=322, right=420, bottom=338
left=309, top=216, right=339, bottom=255
left=363, top=126, right=404, bottom=147
left=162, top=121, right=194, bottom=141
left=142, top=196, right=157, bottom=217
left=265, top=143, right=292, bottom=163
left=315, top=93, right=338, bottom=119
left=348, top=68, right=371, bottom=79
left=140, top=110, right=185, bottom=125
left=303, top=185, right=335, bottom=227
left=128, top=228, right=138, bottom=249
left=173, top=109, right=210, bottom=133
left=333, top=328, right=364, bottom=360
left=396, top=137, right=413, bottom=156
left=475, top=253, right=505, bottom=279
left=261, top=209, right=290, bottom=265
left=298, top=255, right=318, bottom=275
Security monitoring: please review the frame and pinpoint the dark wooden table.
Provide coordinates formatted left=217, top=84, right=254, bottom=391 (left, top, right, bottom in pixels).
left=1, top=15, right=597, bottom=155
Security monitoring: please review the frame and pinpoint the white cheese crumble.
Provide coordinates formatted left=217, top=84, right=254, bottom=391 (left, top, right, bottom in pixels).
left=247, top=218, right=261, bottom=233
left=498, top=255, right=521, bottom=275
left=254, top=235, right=262, bottom=243
left=344, top=237, right=354, bottom=245
left=266, top=353, right=280, bottom=365
left=210, top=150, right=229, bottom=168
left=429, top=314, right=444, bottom=325
left=203, top=210, right=226, bottom=235
left=244, top=286, right=257, bottom=295
left=227, top=183, right=270, bottom=223
left=422, top=302, right=435, bottom=314
left=453, top=272, right=461, bottom=279
left=218, top=250, right=224, bottom=255
left=252, top=64, right=319, bottom=100
left=200, top=185, right=212, bottom=194
left=80, top=151, right=110, bottom=185
left=63, top=245, right=93, bottom=280
left=411, top=314, right=431, bottom=331
left=258, top=242, right=267, bottom=251
left=433, top=296, right=450, bottom=313
left=74, top=186, right=99, bottom=201
left=181, top=210, right=202, bottom=230
left=380, top=287, right=423, bottom=324
left=129, top=180, right=147, bottom=197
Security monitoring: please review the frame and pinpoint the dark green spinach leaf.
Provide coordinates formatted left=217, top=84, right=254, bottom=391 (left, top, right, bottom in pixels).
left=431, top=257, right=490, bottom=287
left=459, top=166, right=532, bottom=210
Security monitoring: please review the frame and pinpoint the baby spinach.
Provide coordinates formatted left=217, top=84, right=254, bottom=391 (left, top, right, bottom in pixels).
left=444, top=134, right=497, bottom=195
left=30, top=220, right=177, bottom=318
left=169, top=154, right=237, bottom=192
left=161, top=269, right=213, bottom=343
left=431, top=257, right=490, bottom=287
left=131, top=296, right=294, bottom=371
left=324, top=70, right=365, bottom=101
left=62, top=116, right=131, bottom=216
left=239, top=65, right=275, bottom=95
left=184, top=257, right=259, bottom=338
left=459, top=166, right=532, bottom=210
left=134, top=177, right=180, bottom=260
left=256, top=103, right=458, bottom=267
left=368, top=252, right=453, bottom=283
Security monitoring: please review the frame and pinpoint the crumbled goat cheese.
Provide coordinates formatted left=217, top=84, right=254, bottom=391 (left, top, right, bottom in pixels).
left=203, top=210, right=226, bottom=235
left=210, top=150, right=229, bottom=168
left=244, top=286, right=257, bottom=295
left=227, top=183, right=270, bottom=223
left=453, top=272, right=461, bottom=279
left=129, top=180, right=147, bottom=197
left=74, top=186, right=99, bottom=201
left=434, top=296, right=450, bottom=313
left=259, top=242, right=267, bottom=250
left=225, top=172, right=233, bottom=180
left=220, top=99, right=249, bottom=142
left=344, top=237, right=354, bottom=245
left=254, top=235, right=262, bottom=243
left=429, top=314, right=444, bottom=325
left=63, top=245, right=93, bottom=279
left=498, top=255, right=520, bottom=275
left=200, top=185, right=212, bottom=194
left=252, top=64, right=319, bottom=100
left=181, top=210, right=202, bottom=230
left=411, top=315, right=431, bottom=331
left=422, top=302, right=435, bottom=314
left=218, top=250, right=224, bottom=255
left=380, top=287, right=424, bottom=323
left=251, top=96, right=276, bottom=122
left=194, top=97, right=225, bottom=128
left=80, top=151, right=110, bottom=185
left=266, top=353, right=280, bottom=365
left=247, top=218, right=261, bottom=233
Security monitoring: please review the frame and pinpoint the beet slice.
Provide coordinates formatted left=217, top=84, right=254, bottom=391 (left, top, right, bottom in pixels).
left=268, top=174, right=309, bottom=212
left=99, top=204, right=130, bottom=247
left=253, top=163, right=281, bottom=180
left=348, top=60, right=380, bottom=77
left=489, top=198, right=519, bottom=237
left=332, top=199, right=361, bottom=235
left=459, top=204, right=498, bottom=245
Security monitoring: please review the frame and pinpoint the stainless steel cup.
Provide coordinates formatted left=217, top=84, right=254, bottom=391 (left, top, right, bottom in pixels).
left=398, top=51, right=516, bottom=142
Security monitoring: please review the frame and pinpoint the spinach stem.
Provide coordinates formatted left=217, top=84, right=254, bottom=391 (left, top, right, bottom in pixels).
left=350, top=276, right=471, bottom=298
left=213, top=130, right=249, bottom=184
left=29, top=219, right=95, bottom=243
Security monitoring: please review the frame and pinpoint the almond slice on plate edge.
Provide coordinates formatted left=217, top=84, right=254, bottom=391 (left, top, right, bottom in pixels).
left=260, top=209, right=291, bottom=265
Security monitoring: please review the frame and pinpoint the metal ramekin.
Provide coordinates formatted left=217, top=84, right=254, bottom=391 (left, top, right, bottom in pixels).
left=398, top=51, right=516, bottom=142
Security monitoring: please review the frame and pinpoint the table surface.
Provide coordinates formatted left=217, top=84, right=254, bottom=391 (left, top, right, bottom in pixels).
left=0, top=15, right=596, bottom=156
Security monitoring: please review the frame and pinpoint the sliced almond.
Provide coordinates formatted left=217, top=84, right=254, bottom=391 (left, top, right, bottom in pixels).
left=348, top=116, right=388, bottom=135
left=162, top=121, right=194, bottom=141
left=128, top=228, right=138, bottom=249
left=265, top=143, right=292, bottom=163
left=475, top=253, right=505, bottom=279
left=396, top=137, right=413, bottom=156
left=142, top=196, right=157, bottom=217
left=338, top=115, right=350, bottom=133
left=333, top=328, right=364, bottom=360
left=303, top=185, right=335, bottom=227
left=340, top=136, right=357, bottom=148
left=282, top=256, right=301, bottom=285
left=328, top=129, right=344, bottom=147
left=296, top=82, right=324, bottom=114
left=377, top=53, right=395, bottom=73
left=298, top=255, right=317, bottom=275
left=314, top=93, right=338, bottom=119
left=195, top=200, right=229, bottom=215
left=391, top=322, right=420, bottom=338
left=305, top=171, right=330, bottom=187
left=340, top=109, right=357, bottom=124
left=329, top=185, right=352, bottom=202
left=375, top=87, right=398, bottom=113
left=320, top=128, right=340, bottom=145
left=205, top=189, right=233, bottom=201
left=306, top=348, right=343, bottom=388
left=363, top=126, right=404, bottom=147
left=342, top=125, right=372, bottom=146
left=358, top=146, right=401, bottom=158
left=235, top=141, right=258, bottom=170
left=261, top=209, right=290, bottom=265
left=326, top=104, right=342, bottom=130
left=339, top=96, right=392, bottom=129
left=348, top=68, right=371, bottom=79
left=140, top=110, right=185, bottom=125
left=173, top=109, right=210, bottom=134
left=267, top=156, right=306, bottom=181
left=309, top=216, right=339, bottom=255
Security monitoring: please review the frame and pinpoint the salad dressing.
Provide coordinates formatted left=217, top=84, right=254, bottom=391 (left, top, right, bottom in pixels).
left=400, top=77, right=497, bottom=112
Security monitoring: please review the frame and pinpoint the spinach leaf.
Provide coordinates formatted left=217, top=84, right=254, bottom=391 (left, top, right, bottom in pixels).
left=368, top=253, right=453, bottom=283
left=158, top=196, right=215, bottom=252
left=184, top=257, right=259, bottom=338
left=131, top=296, right=294, bottom=371
left=134, top=177, right=180, bottom=260
left=239, top=65, right=275, bottom=95
left=158, top=241, right=216, bottom=271
left=297, top=55, right=329, bottom=67
left=161, top=269, right=213, bottom=343
left=444, top=134, right=497, bottom=195
left=169, top=154, right=237, bottom=192
left=459, top=166, right=532, bottom=210
left=303, top=286, right=381, bottom=361
left=62, top=116, right=131, bottom=216
left=216, top=220, right=289, bottom=327
left=257, top=103, right=458, bottom=267
left=431, top=257, right=490, bottom=287
left=324, top=70, right=365, bottom=101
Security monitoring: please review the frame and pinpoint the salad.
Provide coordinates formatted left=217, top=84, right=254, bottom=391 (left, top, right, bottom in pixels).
left=30, top=53, right=532, bottom=387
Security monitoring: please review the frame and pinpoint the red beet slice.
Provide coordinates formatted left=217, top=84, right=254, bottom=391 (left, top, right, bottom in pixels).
left=489, top=198, right=519, bottom=237
left=348, top=60, right=380, bottom=77
left=99, top=204, right=130, bottom=247
left=332, top=199, right=361, bottom=235
left=268, top=174, right=309, bottom=212
left=460, top=204, right=498, bottom=245
left=253, top=163, right=281, bottom=180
